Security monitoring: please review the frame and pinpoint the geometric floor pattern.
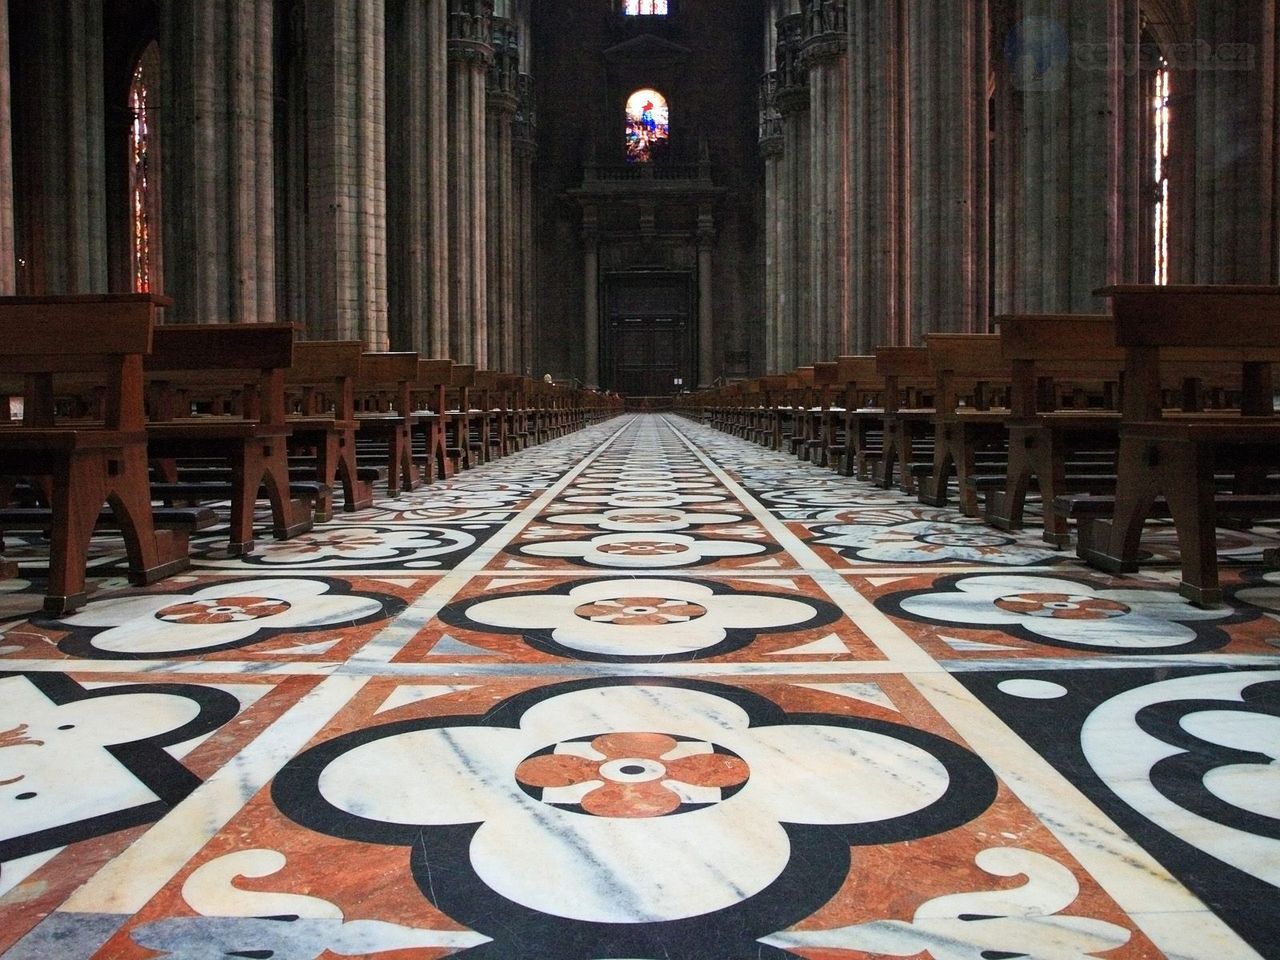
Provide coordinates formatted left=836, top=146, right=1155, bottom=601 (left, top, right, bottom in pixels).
left=1, top=414, right=1277, bottom=959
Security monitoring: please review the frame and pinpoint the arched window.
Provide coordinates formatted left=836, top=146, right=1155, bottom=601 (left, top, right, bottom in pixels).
left=625, top=89, right=670, bottom=164
left=128, top=43, right=161, bottom=293
left=623, top=0, right=669, bottom=15
left=1151, top=56, right=1171, bottom=285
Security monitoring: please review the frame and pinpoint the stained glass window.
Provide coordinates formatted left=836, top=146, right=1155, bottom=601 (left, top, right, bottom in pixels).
left=625, top=89, right=670, bottom=164
left=623, top=0, right=669, bottom=14
left=128, top=45, right=160, bottom=293
left=1152, top=60, right=1171, bottom=285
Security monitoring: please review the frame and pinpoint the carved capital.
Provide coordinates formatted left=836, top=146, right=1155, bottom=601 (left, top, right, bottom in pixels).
left=448, top=0, right=494, bottom=62
left=449, top=39, right=494, bottom=65
left=802, top=0, right=847, bottom=39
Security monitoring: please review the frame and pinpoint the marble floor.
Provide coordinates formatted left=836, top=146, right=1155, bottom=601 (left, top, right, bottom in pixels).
left=1, top=414, right=1278, bottom=959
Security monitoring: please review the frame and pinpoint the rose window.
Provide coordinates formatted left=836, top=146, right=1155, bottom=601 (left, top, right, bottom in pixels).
left=515, top=732, right=749, bottom=818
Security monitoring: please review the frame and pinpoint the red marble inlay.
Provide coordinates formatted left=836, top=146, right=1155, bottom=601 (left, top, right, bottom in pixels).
left=573, top=597, right=707, bottom=625
left=994, top=593, right=1130, bottom=620
left=515, top=732, right=750, bottom=819
left=596, top=540, right=690, bottom=556
left=155, top=597, right=292, bottom=624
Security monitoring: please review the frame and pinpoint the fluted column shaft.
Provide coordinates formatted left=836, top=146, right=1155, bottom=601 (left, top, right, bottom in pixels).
left=763, top=144, right=783, bottom=372
left=301, top=0, right=387, bottom=344
left=850, top=0, right=909, bottom=349
left=448, top=0, right=493, bottom=366
left=786, top=108, right=812, bottom=364
left=160, top=0, right=273, bottom=320
left=486, top=18, right=519, bottom=372
left=388, top=0, right=449, bottom=352
left=9, top=0, right=106, bottom=294
left=803, top=0, right=850, bottom=357
left=908, top=0, right=988, bottom=336
left=0, top=0, right=13, bottom=295
left=776, top=12, right=810, bottom=367
left=514, top=74, right=537, bottom=375
left=1194, top=1, right=1279, bottom=283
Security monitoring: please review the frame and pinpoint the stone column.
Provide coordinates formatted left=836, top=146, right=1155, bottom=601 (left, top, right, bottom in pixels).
left=908, top=0, right=988, bottom=335
left=759, top=70, right=784, bottom=372
left=486, top=18, right=519, bottom=372
left=1003, top=0, right=1135, bottom=313
left=159, top=0, right=274, bottom=320
left=448, top=0, right=493, bottom=365
left=582, top=205, right=599, bottom=389
left=0, top=0, right=13, bottom=295
left=849, top=0, right=910, bottom=349
left=302, top=0, right=387, bottom=344
left=1193, top=1, right=1279, bottom=283
left=775, top=12, right=810, bottom=367
left=698, top=208, right=715, bottom=387
left=387, top=0, right=449, bottom=352
left=802, top=0, right=851, bottom=356
left=8, top=0, right=107, bottom=294
left=514, top=73, right=537, bottom=375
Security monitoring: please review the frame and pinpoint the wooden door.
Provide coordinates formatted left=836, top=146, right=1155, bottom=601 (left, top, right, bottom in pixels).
left=603, top=274, right=693, bottom=397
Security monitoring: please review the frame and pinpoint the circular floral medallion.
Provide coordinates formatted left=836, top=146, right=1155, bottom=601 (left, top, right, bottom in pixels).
left=273, top=678, right=997, bottom=958
left=156, top=597, right=292, bottom=625
left=449, top=577, right=838, bottom=661
left=573, top=597, right=708, bottom=626
left=993, top=593, right=1131, bottom=620
left=53, top=578, right=402, bottom=658
left=596, top=540, right=690, bottom=557
left=883, top=574, right=1242, bottom=653
left=918, top=530, right=1017, bottom=549
left=515, top=732, right=749, bottom=818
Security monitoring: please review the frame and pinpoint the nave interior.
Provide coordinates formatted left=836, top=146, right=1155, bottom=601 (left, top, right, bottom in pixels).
left=0, top=413, right=1276, bottom=960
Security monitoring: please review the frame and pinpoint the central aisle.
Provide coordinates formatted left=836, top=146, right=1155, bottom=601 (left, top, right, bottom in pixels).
left=1, top=414, right=1274, bottom=959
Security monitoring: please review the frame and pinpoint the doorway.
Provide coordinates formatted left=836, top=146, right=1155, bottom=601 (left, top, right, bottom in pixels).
left=603, top=273, right=694, bottom=397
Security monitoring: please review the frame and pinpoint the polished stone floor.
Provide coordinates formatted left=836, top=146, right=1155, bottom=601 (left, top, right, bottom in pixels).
left=1, top=414, right=1277, bottom=959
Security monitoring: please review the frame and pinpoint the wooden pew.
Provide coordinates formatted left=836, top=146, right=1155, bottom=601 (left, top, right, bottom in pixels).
left=475, top=370, right=514, bottom=461
left=984, top=315, right=1123, bottom=545
left=145, top=323, right=317, bottom=555
left=1075, top=285, right=1280, bottom=605
left=411, top=358, right=454, bottom=483
left=916, top=334, right=1012, bottom=515
left=785, top=367, right=816, bottom=458
left=444, top=363, right=482, bottom=473
left=355, top=352, right=422, bottom=497
left=807, top=362, right=841, bottom=467
left=497, top=374, right=530, bottom=454
left=285, top=340, right=375, bottom=520
left=831, top=356, right=886, bottom=478
left=870, top=346, right=933, bottom=491
left=0, top=294, right=196, bottom=614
